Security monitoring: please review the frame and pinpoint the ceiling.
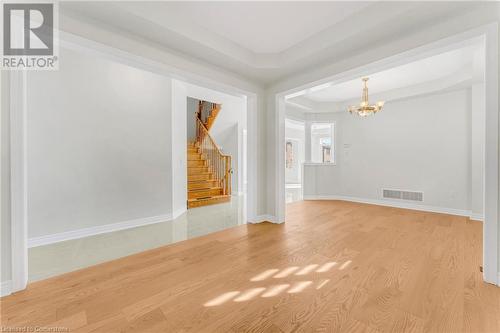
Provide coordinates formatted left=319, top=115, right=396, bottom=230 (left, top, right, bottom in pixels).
left=61, top=1, right=484, bottom=85
left=131, top=2, right=371, bottom=54
left=303, top=45, right=479, bottom=103
left=286, top=42, right=483, bottom=112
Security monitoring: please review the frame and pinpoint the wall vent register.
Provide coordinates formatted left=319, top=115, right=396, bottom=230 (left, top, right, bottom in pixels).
left=383, top=189, right=423, bottom=202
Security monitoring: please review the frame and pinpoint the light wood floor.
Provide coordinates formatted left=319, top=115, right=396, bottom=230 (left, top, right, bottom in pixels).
left=2, top=201, right=499, bottom=332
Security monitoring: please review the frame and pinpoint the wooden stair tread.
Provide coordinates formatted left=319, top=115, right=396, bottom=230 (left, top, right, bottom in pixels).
left=188, top=180, right=215, bottom=187
left=188, top=179, right=216, bottom=183
left=188, top=186, right=223, bottom=199
left=187, top=195, right=230, bottom=202
left=188, top=187, right=222, bottom=192
left=187, top=174, right=215, bottom=181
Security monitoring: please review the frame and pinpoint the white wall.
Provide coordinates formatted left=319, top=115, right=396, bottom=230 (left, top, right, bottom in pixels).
left=1, top=71, right=12, bottom=286
left=186, top=97, right=198, bottom=141
left=303, top=89, right=479, bottom=213
left=26, top=47, right=174, bottom=238
left=285, top=104, right=306, bottom=122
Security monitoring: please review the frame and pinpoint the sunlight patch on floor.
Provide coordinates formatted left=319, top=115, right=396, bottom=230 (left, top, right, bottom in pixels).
left=316, top=279, right=330, bottom=290
left=339, top=260, right=352, bottom=270
left=273, top=266, right=299, bottom=278
left=250, top=269, right=280, bottom=281
left=295, top=264, right=318, bottom=276
left=204, top=291, right=240, bottom=307
left=287, top=281, right=313, bottom=293
left=316, top=262, right=337, bottom=272
left=234, top=287, right=266, bottom=302
left=204, top=260, right=353, bottom=307
left=261, top=284, right=290, bottom=298
left=251, top=260, right=347, bottom=282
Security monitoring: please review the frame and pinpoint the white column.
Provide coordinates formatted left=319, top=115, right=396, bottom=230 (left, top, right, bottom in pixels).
left=171, top=80, right=188, bottom=218
left=471, top=82, right=485, bottom=220
left=304, top=120, right=312, bottom=162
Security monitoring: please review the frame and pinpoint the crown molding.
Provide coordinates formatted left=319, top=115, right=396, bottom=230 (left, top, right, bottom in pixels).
left=59, top=2, right=487, bottom=84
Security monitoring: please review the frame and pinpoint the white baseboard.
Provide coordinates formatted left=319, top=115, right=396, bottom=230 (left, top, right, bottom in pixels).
left=28, top=213, right=176, bottom=248
left=1, top=280, right=12, bottom=297
left=303, top=195, right=482, bottom=220
left=248, top=215, right=279, bottom=224
left=172, top=207, right=187, bottom=220
left=469, top=212, right=484, bottom=221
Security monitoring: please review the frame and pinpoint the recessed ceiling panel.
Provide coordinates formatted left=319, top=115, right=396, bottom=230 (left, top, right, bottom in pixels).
left=127, top=2, right=371, bottom=54
left=304, top=46, right=478, bottom=102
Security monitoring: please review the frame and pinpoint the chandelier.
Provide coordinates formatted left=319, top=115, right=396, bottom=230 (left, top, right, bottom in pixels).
left=348, top=78, right=384, bottom=117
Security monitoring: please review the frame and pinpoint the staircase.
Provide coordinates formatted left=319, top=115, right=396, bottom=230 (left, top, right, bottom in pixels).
left=204, top=106, right=220, bottom=130
left=187, top=101, right=232, bottom=209
left=198, top=101, right=220, bottom=131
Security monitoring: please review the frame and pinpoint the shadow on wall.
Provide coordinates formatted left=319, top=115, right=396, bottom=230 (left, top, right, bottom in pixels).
left=187, top=97, right=198, bottom=141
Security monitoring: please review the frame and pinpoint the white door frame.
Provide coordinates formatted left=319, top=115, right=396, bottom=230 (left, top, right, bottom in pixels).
left=275, top=23, right=499, bottom=285
left=10, top=70, right=28, bottom=292
left=9, top=30, right=259, bottom=292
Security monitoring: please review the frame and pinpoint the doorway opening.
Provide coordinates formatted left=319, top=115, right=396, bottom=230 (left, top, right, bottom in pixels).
left=278, top=27, right=498, bottom=285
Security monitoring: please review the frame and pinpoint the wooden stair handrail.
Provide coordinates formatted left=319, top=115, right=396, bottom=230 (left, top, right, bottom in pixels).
left=195, top=117, right=232, bottom=195
left=196, top=117, right=229, bottom=157
left=197, top=101, right=221, bottom=131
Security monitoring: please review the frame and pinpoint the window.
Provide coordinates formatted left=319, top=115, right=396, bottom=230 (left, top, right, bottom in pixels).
left=285, top=141, right=294, bottom=169
left=311, top=123, right=335, bottom=164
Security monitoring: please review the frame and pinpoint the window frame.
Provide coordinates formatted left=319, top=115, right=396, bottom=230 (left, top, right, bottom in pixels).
left=309, top=121, right=336, bottom=165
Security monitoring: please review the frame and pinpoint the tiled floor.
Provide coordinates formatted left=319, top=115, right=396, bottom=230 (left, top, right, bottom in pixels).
left=28, top=195, right=246, bottom=282
left=286, top=183, right=302, bottom=203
